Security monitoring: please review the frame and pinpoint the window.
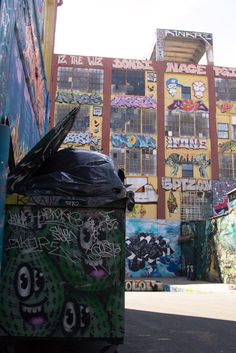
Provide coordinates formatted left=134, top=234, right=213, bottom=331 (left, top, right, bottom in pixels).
left=110, top=107, right=157, bottom=176
left=182, top=164, right=193, bottom=177
left=165, top=111, right=209, bottom=138
left=217, top=123, right=229, bottom=139
left=181, top=86, right=191, bottom=99
left=232, top=125, right=236, bottom=140
left=57, top=67, right=104, bottom=93
left=215, top=78, right=236, bottom=101
left=112, top=69, right=145, bottom=96
left=181, top=191, right=212, bottom=221
left=55, top=104, right=90, bottom=131
left=110, top=107, right=157, bottom=135
left=219, top=153, right=234, bottom=179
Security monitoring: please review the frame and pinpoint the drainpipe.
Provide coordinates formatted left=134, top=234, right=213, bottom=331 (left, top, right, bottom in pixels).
left=0, top=122, right=10, bottom=273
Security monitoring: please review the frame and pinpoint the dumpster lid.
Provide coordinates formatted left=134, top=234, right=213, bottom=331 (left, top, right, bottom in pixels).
left=7, top=107, right=80, bottom=193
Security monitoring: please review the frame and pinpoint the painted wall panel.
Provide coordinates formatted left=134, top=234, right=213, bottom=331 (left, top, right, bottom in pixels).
left=0, top=198, right=125, bottom=339
left=126, top=218, right=181, bottom=278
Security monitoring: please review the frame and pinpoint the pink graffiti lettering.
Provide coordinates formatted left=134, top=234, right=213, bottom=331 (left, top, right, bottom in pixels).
left=111, top=96, right=156, bottom=109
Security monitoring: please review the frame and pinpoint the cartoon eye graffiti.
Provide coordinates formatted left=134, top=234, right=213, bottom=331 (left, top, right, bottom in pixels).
left=79, top=222, right=93, bottom=250
left=33, top=269, right=45, bottom=292
left=15, top=264, right=32, bottom=299
left=62, top=301, right=78, bottom=335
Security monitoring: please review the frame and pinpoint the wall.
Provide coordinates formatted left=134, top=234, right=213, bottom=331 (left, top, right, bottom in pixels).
left=0, top=0, right=50, bottom=164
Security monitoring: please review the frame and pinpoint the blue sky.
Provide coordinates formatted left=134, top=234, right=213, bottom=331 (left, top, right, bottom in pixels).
left=55, top=0, right=236, bottom=67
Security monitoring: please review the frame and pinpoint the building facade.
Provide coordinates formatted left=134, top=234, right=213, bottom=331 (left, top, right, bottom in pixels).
left=50, top=30, right=236, bottom=223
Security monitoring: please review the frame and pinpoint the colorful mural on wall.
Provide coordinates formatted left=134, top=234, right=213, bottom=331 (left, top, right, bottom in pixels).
left=0, top=196, right=125, bottom=339
left=211, top=212, right=236, bottom=283
left=212, top=179, right=236, bottom=215
left=125, top=218, right=181, bottom=278
left=165, top=153, right=211, bottom=177
left=111, top=134, right=156, bottom=149
left=0, top=0, right=49, bottom=164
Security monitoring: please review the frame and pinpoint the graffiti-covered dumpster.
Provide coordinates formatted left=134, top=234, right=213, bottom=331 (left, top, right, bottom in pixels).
left=0, top=108, right=127, bottom=353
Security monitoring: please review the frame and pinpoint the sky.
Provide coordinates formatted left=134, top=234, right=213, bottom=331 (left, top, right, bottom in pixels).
left=55, top=0, right=236, bottom=68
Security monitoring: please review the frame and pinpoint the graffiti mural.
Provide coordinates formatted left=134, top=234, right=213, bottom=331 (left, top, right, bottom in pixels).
left=111, top=134, right=156, bottom=149
left=112, top=59, right=153, bottom=70
left=166, top=137, right=207, bottom=150
left=126, top=218, right=181, bottom=278
left=165, top=153, right=211, bottom=177
left=219, top=140, right=236, bottom=153
left=63, top=131, right=100, bottom=146
left=111, top=96, right=156, bottom=109
left=192, top=81, right=206, bottom=99
left=55, top=91, right=103, bottom=106
left=213, top=212, right=236, bottom=283
left=166, top=62, right=207, bottom=75
left=212, top=180, right=236, bottom=215
left=162, top=177, right=212, bottom=191
left=0, top=200, right=125, bottom=338
left=167, top=191, right=178, bottom=215
left=168, top=99, right=208, bottom=112
left=125, top=279, right=163, bottom=291
left=0, top=0, right=49, bottom=163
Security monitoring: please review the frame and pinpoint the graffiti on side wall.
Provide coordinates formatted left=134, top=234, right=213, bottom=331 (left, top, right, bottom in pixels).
left=125, top=279, right=163, bottom=291
left=162, top=177, right=212, bottom=191
left=166, top=153, right=211, bottom=177
left=168, top=99, right=208, bottom=112
left=214, top=212, right=236, bottom=283
left=0, top=205, right=124, bottom=337
left=63, top=131, right=100, bottom=146
left=166, top=137, right=207, bottom=150
left=112, top=59, right=153, bottom=70
left=167, top=191, right=178, bottom=215
left=111, top=96, right=157, bottom=109
left=126, top=218, right=181, bottom=278
left=55, top=91, right=103, bottom=105
left=111, top=134, right=156, bottom=149
left=219, top=140, right=236, bottom=153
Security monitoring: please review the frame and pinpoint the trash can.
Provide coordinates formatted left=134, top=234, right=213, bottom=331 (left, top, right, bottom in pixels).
left=0, top=108, right=128, bottom=353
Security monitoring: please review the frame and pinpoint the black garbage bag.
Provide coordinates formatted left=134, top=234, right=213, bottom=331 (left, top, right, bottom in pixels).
left=13, top=148, right=126, bottom=205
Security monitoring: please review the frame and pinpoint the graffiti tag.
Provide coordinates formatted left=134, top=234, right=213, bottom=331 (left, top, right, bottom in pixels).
left=111, top=96, right=156, bottom=108
left=111, top=134, right=156, bottom=149
left=55, top=91, right=102, bottom=105
left=162, top=177, right=212, bottom=191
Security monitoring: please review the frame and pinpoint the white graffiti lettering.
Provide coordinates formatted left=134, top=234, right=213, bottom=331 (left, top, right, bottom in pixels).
left=112, top=58, right=153, bottom=70
left=166, top=62, right=206, bottom=75
left=166, top=137, right=207, bottom=149
left=213, top=66, right=236, bottom=78
left=63, top=131, right=100, bottom=146
left=162, top=177, right=212, bottom=191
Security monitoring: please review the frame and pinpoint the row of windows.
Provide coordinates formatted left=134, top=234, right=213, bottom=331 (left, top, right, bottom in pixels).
left=111, top=70, right=145, bottom=96
left=217, top=123, right=236, bottom=139
left=165, top=111, right=209, bottom=138
left=57, top=67, right=104, bottom=93
left=110, top=107, right=157, bottom=134
left=215, top=78, right=236, bottom=101
left=111, top=148, right=156, bottom=176
left=55, top=104, right=90, bottom=131
left=180, top=192, right=212, bottom=221
left=219, top=153, right=236, bottom=179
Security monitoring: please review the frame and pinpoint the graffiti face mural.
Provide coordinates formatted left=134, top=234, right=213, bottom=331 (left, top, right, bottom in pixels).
left=0, top=201, right=125, bottom=339
left=192, top=81, right=206, bottom=99
left=0, top=251, right=64, bottom=336
left=166, top=78, right=179, bottom=97
left=58, top=209, right=124, bottom=291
